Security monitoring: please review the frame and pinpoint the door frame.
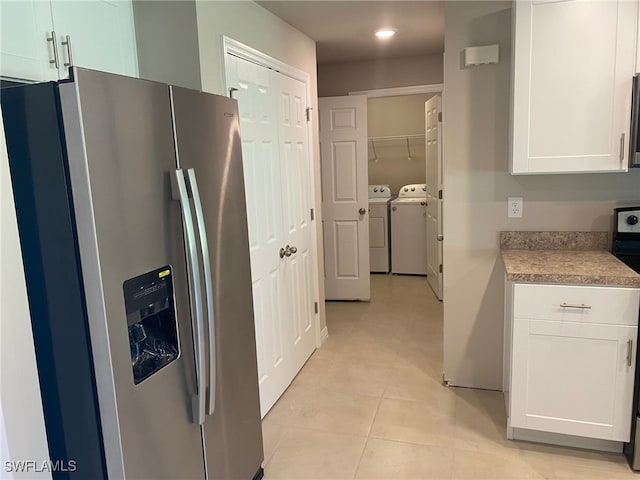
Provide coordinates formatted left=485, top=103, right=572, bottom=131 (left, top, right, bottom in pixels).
left=221, top=36, right=324, bottom=347
left=350, top=83, right=445, bottom=301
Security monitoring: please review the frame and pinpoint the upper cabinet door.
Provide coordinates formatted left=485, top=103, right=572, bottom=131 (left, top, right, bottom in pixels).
left=51, top=0, right=138, bottom=79
left=0, top=1, right=58, bottom=81
left=511, top=0, right=637, bottom=174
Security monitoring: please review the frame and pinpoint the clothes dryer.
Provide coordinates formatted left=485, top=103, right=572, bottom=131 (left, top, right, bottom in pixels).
left=391, top=184, right=428, bottom=275
left=368, top=185, right=392, bottom=273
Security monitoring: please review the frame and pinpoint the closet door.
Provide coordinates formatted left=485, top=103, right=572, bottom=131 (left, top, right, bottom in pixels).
left=275, top=71, right=316, bottom=377
left=226, top=54, right=316, bottom=417
left=226, top=55, right=288, bottom=417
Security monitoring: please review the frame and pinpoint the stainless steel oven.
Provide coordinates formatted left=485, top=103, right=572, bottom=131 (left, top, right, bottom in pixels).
left=614, top=207, right=640, bottom=469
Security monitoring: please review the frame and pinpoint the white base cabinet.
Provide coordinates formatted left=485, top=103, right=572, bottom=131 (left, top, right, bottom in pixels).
left=510, top=0, right=637, bottom=174
left=505, top=282, right=640, bottom=444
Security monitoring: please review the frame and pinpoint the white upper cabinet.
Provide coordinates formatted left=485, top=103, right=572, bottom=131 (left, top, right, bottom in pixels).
left=0, top=0, right=138, bottom=82
left=0, top=1, right=58, bottom=82
left=50, top=0, right=138, bottom=79
left=511, top=0, right=637, bottom=174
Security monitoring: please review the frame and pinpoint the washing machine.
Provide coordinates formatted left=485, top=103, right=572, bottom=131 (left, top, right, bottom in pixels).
left=368, top=185, right=392, bottom=273
left=391, top=183, right=428, bottom=275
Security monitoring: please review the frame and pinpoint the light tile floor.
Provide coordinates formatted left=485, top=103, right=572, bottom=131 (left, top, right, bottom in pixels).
left=261, top=274, right=634, bottom=479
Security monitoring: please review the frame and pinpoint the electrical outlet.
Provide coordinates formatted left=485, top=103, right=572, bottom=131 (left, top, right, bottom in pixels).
left=508, top=197, right=523, bottom=218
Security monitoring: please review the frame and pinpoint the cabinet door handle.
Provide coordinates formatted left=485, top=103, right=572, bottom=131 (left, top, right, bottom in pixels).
left=628, top=339, right=633, bottom=367
left=47, top=31, right=59, bottom=68
left=62, top=35, right=73, bottom=68
left=620, top=133, right=625, bottom=163
left=559, top=302, right=591, bottom=309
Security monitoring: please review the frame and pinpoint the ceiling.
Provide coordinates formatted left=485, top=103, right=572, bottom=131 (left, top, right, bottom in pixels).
left=256, top=1, right=444, bottom=65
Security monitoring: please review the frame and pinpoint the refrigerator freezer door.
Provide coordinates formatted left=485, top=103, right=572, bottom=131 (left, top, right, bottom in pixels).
left=59, top=69, right=205, bottom=479
left=170, top=86, right=264, bottom=479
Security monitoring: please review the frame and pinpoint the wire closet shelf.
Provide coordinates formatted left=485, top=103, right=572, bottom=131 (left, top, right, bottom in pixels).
left=368, top=134, right=425, bottom=162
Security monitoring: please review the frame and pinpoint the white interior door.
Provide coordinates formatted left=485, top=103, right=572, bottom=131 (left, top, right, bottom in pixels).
left=276, top=72, right=316, bottom=380
left=425, top=95, right=443, bottom=300
left=319, top=95, right=370, bottom=301
left=226, top=53, right=316, bottom=417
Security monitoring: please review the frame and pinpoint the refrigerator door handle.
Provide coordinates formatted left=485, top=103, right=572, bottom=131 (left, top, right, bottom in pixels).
left=186, top=168, right=217, bottom=416
left=174, top=169, right=207, bottom=425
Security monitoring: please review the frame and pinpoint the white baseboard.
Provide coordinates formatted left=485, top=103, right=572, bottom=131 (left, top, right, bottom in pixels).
left=511, top=427, right=623, bottom=453
left=319, top=326, right=329, bottom=345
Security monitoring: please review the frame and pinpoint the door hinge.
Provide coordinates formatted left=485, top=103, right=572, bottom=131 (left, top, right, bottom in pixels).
left=305, top=107, right=312, bottom=122
left=438, top=111, right=442, bottom=122
left=438, top=189, right=443, bottom=200
left=439, top=264, right=443, bottom=273
left=314, top=301, right=319, bottom=314
left=310, top=208, right=315, bottom=221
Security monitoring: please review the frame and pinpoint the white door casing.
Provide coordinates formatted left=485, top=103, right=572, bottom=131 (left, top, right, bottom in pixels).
left=226, top=52, right=316, bottom=417
left=319, top=95, right=370, bottom=301
left=425, top=95, right=443, bottom=300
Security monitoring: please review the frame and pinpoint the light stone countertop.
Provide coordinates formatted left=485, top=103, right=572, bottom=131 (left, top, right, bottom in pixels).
left=500, top=231, right=640, bottom=288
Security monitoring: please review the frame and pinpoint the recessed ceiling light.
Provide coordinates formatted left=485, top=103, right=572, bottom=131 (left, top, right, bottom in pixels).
left=375, top=29, right=396, bottom=39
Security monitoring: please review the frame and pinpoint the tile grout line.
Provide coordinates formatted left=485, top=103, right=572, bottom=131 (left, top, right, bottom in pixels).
left=352, top=366, right=391, bottom=479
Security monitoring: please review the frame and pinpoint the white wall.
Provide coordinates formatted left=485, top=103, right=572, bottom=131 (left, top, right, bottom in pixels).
left=0, top=112, right=51, bottom=478
left=318, top=54, right=443, bottom=97
left=195, top=1, right=326, bottom=330
left=443, top=1, right=640, bottom=390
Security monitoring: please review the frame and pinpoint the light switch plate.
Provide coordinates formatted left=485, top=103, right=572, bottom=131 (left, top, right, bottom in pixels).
left=508, top=197, right=523, bottom=218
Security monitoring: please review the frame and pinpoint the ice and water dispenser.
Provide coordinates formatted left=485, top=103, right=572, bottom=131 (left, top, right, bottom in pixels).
left=123, top=267, right=179, bottom=384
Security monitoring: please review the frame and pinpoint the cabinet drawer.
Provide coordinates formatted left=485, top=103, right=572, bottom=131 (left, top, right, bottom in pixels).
left=513, top=283, right=639, bottom=326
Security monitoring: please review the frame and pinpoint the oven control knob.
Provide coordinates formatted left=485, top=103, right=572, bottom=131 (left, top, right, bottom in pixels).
left=627, top=215, right=639, bottom=226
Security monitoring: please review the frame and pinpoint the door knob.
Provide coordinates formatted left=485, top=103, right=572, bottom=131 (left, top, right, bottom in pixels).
left=437, top=234, right=444, bottom=242
left=359, top=208, right=366, bottom=215
left=420, top=201, right=427, bottom=206
left=279, top=245, right=296, bottom=258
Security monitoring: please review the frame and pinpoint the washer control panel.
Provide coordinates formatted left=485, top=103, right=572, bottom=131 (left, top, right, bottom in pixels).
left=368, top=184, right=392, bottom=199
left=398, top=184, right=427, bottom=198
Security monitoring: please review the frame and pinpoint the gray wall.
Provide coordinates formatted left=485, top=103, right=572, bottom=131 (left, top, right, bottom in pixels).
left=443, top=1, right=640, bottom=390
left=132, top=0, right=201, bottom=90
left=318, top=54, right=443, bottom=97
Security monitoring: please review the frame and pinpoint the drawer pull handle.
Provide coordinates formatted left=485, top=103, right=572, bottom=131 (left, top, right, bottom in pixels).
left=559, top=302, right=591, bottom=309
left=628, top=339, right=633, bottom=367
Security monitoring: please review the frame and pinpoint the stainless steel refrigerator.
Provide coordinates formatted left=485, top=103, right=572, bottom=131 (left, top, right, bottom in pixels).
left=2, top=68, right=264, bottom=479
